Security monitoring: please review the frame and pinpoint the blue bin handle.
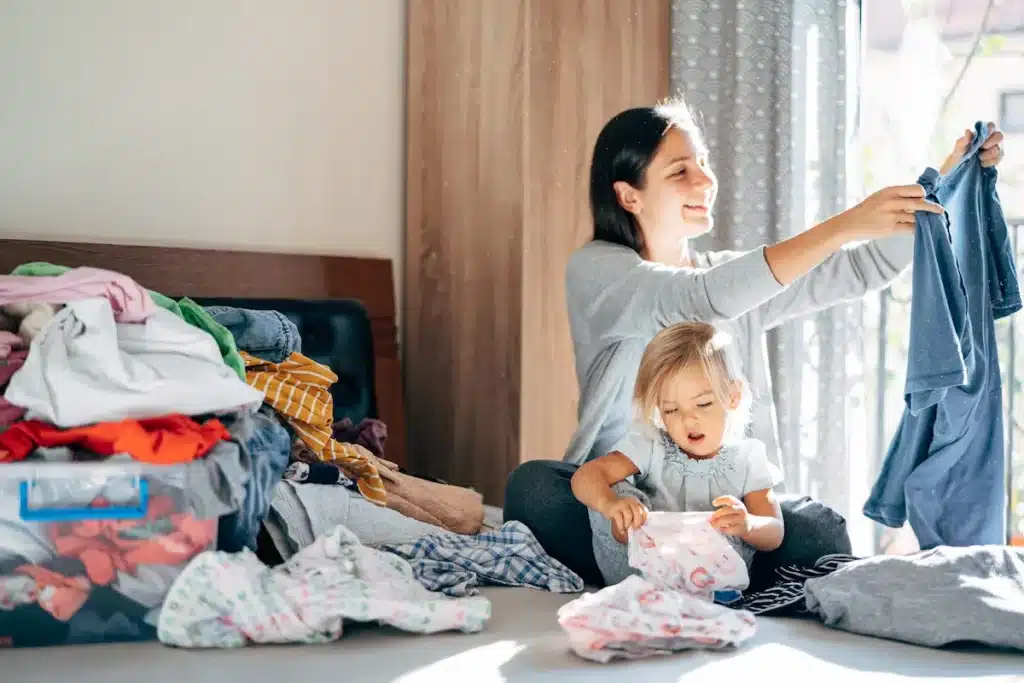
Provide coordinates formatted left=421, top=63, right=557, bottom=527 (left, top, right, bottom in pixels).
left=19, top=479, right=150, bottom=522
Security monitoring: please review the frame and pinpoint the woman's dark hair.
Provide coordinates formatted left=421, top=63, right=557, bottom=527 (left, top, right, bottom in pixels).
left=589, top=98, right=699, bottom=253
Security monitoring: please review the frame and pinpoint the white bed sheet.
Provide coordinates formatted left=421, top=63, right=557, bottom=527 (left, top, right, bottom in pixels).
left=5, top=586, right=1021, bottom=682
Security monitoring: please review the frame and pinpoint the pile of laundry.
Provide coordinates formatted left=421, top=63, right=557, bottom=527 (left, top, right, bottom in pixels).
left=0, top=261, right=584, bottom=649
left=0, top=264, right=287, bottom=645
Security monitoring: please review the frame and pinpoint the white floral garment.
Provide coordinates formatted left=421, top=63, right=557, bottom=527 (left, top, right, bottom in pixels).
left=559, top=511, right=756, bottom=663
left=157, top=524, right=491, bottom=648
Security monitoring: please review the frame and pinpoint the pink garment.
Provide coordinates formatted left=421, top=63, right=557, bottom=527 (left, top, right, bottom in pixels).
left=557, top=511, right=756, bottom=663
left=0, top=331, right=21, bottom=359
left=0, top=349, right=27, bottom=427
left=0, top=267, right=156, bottom=323
left=629, top=512, right=750, bottom=594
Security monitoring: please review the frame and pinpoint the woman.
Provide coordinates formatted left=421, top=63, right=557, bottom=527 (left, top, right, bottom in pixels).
left=504, top=99, right=1007, bottom=585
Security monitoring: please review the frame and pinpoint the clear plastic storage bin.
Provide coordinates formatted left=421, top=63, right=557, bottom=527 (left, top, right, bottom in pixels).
left=0, top=460, right=218, bottom=647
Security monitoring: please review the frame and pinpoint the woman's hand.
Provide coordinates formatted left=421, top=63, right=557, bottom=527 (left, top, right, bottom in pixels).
left=940, top=122, right=1005, bottom=175
left=710, top=495, right=750, bottom=536
left=600, top=496, right=649, bottom=544
left=831, top=184, right=945, bottom=243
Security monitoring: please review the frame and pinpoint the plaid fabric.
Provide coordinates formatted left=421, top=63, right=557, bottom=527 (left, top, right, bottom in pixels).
left=379, top=521, right=584, bottom=597
left=241, top=351, right=386, bottom=505
left=724, top=553, right=859, bottom=616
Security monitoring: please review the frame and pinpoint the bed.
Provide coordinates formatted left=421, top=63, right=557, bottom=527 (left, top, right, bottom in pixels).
left=3, top=587, right=1022, bottom=682
left=0, top=239, right=1020, bottom=681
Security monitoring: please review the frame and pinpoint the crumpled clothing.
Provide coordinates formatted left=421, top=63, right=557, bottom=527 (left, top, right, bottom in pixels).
left=49, top=495, right=216, bottom=585
left=0, top=330, right=23, bottom=359
left=331, top=417, right=387, bottom=457
left=370, top=452, right=484, bottom=535
left=0, top=309, right=15, bottom=332
left=216, top=407, right=292, bottom=553
left=265, top=481, right=446, bottom=560
left=726, top=553, right=858, bottom=616
left=804, top=546, right=1024, bottom=651
left=204, top=306, right=301, bottom=364
left=0, top=415, right=230, bottom=464
left=284, top=459, right=354, bottom=486
left=157, top=524, right=491, bottom=648
left=241, top=352, right=386, bottom=505
left=112, top=563, right=185, bottom=609
left=2, top=302, right=59, bottom=348
left=591, top=481, right=756, bottom=586
left=2, top=300, right=263, bottom=428
left=0, top=566, right=92, bottom=621
left=292, top=438, right=482, bottom=534
left=0, top=348, right=27, bottom=427
left=0, top=267, right=157, bottom=323
left=629, top=512, right=750, bottom=595
left=558, top=511, right=756, bottom=663
left=9, top=262, right=245, bottom=380
left=558, top=575, right=757, bottom=663
left=0, top=574, right=41, bottom=610
left=379, top=521, right=583, bottom=597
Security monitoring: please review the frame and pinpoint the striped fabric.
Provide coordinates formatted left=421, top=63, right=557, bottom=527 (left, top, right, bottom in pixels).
left=725, top=553, right=859, bottom=616
left=240, top=351, right=387, bottom=505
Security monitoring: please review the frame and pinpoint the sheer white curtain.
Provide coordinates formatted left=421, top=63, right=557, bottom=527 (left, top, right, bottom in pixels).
left=671, top=0, right=872, bottom=550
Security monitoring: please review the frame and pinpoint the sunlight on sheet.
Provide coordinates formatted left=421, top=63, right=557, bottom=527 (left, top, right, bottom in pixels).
left=393, top=639, right=526, bottom=683
left=674, top=642, right=1018, bottom=683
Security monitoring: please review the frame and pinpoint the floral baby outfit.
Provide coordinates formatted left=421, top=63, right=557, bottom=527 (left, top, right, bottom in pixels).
left=157, top=524, right=491, bottom=648
left=559, top=511, right=757, bottom=663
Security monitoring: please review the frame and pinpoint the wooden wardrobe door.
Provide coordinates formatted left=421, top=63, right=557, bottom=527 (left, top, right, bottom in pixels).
left=406, top=0, right=670, bottom=503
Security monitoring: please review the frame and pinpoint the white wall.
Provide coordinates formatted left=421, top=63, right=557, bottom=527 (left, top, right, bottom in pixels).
left=0, top=0, right=406, bottom=292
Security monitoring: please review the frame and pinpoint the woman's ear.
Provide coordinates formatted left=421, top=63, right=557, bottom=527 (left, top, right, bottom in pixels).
left=613, top=180, right=643, bottom=216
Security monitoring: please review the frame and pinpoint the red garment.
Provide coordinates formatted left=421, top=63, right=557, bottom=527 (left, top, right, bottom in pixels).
left=0, top=414, right=230, bottom=464
left=15, top=565, right=91, bottom=621
left=48, top=495, right=216, bottom=585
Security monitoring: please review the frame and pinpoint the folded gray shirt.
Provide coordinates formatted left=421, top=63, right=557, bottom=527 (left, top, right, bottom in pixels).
left=804, top=545, right=1024, bottom=651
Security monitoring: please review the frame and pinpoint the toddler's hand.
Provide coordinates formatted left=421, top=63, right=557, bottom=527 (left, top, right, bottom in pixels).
left=600, top=496, right=649, bottom=544
left=710, top=495, right=749, bottom=536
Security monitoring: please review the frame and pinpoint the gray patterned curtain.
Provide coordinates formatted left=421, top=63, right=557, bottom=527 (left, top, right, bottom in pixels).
left=671, top=0, right=868, bottom=543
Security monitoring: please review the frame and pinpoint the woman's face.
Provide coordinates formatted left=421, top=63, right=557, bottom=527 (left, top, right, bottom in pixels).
left=616, top=127, right=718, bottom=253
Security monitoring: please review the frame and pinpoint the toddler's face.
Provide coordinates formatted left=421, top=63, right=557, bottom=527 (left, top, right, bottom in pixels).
left=658, top=364, right=738, bottom=458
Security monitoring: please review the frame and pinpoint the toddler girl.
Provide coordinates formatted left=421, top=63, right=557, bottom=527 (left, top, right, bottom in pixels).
left=571, top=322, right=784, bottom=585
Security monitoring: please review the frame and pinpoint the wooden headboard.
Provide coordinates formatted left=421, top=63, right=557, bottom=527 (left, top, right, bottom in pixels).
left=0, top=238, right=406, bottom=467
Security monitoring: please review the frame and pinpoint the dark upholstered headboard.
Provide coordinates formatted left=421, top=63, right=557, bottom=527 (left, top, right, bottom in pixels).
left=191, top=298, right=379, bottom=427
left=0, top=239, right=406, bottom=467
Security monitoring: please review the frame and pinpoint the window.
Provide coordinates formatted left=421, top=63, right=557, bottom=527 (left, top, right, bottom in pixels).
left=1000, top=91, right=1024, bottom=134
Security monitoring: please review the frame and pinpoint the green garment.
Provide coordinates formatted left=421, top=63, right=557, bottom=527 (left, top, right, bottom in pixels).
left=10, top=261, right=246, bottom=379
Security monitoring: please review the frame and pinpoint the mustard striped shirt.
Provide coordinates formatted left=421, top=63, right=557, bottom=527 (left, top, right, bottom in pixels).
left=241, top=351, right=387, bottom=505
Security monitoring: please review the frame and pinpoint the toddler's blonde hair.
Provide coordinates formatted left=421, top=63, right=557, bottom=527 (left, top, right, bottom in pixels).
left=634, top=322, right=750, bottom=437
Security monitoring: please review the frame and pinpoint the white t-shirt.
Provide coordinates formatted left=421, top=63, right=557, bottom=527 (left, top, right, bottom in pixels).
left=613, top=421, right=783, bottom=513
left=5, top=298, right=264, bottom=427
